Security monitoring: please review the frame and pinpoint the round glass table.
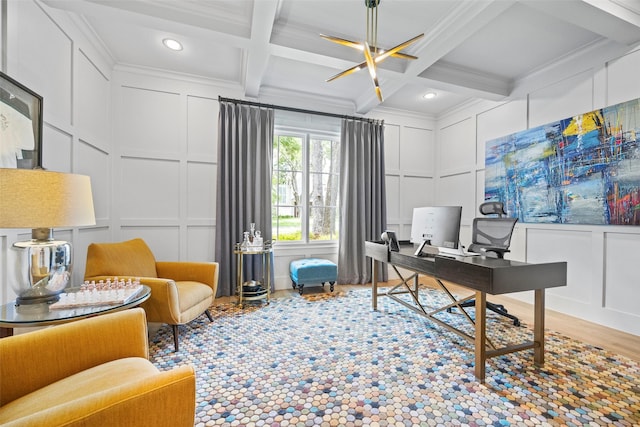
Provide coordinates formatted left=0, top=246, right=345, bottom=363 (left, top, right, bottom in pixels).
left=0, top=285, right=151, bottom=337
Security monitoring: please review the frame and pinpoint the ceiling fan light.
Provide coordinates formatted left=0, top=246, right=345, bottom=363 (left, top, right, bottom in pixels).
left=162, top=38, right=183, bottom=51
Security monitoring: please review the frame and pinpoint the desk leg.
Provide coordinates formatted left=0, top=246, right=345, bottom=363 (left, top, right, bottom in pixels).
left=534, top=289, right=545, bottom=365
left=474, top=291, right=487, bottom=382
left=1, top=327, right=13, bottom=338
left=372, top=258, right=378, bottom=310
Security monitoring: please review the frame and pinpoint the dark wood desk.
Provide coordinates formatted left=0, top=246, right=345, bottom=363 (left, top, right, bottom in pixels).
left=365, top=241, right=567, bottom=381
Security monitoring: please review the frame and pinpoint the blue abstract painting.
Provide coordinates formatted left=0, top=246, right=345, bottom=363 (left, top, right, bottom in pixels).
left=485, top=98, right=640, bottom=225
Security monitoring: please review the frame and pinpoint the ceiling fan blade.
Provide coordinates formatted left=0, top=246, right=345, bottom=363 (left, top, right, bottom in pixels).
left=320, top=34, right=364, bottom=51
left=326, top=62, right=366, bottom=82
left=375, top=33, right=424, bottom=62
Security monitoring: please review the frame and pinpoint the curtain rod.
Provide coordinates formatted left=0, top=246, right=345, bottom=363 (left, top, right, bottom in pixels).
left=218, top=96, right=384, bottom=125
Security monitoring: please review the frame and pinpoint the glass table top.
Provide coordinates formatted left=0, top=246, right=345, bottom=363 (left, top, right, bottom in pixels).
left=0, top=285, right=151, bottom=328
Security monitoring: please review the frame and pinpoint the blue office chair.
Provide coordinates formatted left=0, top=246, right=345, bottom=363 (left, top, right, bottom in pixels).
left=459, top=202, right=521, bottom=326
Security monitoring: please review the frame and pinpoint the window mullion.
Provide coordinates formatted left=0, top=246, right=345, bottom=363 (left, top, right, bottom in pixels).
left=301, top=133, right=310, bottom=243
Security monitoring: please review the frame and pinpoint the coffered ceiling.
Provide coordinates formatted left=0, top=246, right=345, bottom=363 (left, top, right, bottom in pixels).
left=43, top=0, right=640, bottom=116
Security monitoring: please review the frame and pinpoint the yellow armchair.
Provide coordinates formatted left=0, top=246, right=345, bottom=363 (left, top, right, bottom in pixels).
left=84, top=238, right=218, bottom=351
left=0, top=308, right=196, bottom=426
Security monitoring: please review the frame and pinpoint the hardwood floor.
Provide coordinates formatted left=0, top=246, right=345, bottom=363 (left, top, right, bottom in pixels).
left=215, top=280, right=640, bottom=363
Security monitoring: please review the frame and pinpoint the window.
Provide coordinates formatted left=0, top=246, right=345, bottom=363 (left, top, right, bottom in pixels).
left=272, top=129, right=340, bottom=242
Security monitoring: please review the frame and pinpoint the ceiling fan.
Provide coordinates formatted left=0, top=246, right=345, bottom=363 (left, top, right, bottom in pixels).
left=320, top=0, right=424, bottom=102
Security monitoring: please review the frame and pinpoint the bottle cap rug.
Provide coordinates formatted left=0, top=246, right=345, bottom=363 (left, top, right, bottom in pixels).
left=149, top=289, right=640, bottom=427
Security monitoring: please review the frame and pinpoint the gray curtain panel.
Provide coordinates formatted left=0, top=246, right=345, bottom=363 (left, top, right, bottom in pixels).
left=215, top=101, right=274, bottom=297
left=338, top=118, right=388, bottom=284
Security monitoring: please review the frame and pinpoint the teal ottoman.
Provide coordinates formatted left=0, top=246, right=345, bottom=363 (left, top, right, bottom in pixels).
left=289, top=258, right=337, bottom=295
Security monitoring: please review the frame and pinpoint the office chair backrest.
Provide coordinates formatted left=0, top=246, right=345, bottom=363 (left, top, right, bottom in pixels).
left=468, top=202, right=517, bottom=258
left=478, top=201, right=507, bottom=217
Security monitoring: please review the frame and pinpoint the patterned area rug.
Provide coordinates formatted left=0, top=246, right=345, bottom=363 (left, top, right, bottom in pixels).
left=149, top=288, right=640, bottom=426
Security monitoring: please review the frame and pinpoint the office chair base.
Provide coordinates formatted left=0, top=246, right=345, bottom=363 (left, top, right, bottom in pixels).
left=449, top=300, right=521, bottom=326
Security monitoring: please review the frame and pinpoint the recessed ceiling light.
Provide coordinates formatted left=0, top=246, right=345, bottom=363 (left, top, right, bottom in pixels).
left=423, top=92, right=437, bottom=100
left=162, top=38, right=183, bottom=51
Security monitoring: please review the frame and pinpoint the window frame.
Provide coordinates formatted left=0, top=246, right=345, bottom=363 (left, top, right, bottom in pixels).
left=272, top=125, right=340, bottom=245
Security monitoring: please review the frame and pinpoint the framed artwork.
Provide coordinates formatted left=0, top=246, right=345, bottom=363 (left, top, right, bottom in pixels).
left=0, top=71, right=43, bottom=169
left=485, top=97, right=640, bottom=225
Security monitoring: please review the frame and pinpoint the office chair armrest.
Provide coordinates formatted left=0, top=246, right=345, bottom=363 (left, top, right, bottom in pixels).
left=468, top=244, right=509, bottom=258
left=481, top=247, right=509, bottom=258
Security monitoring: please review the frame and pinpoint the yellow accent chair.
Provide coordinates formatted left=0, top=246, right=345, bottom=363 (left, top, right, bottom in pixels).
left=0, top=308, right=196, bottom=426
left=84, top=238, right=218, bottom=351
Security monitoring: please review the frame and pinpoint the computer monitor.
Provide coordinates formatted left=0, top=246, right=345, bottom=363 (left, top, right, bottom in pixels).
left=410, top=206, right=463, bottom=254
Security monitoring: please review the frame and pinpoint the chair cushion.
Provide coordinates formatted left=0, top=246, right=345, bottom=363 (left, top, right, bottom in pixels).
left=176, top=281, right=213, bottom=323
left=85, top=238, right=158, bottom=278
left=0, top=358, right=158, bottom=424
left=290, top=258, right=337, bottom=284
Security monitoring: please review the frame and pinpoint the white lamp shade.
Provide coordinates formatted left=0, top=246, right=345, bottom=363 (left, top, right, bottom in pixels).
left=0, top=168, right=96, bottom=229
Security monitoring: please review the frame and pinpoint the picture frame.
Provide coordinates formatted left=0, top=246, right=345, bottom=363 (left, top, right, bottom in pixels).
left=0, top=71, right=43, bottom=169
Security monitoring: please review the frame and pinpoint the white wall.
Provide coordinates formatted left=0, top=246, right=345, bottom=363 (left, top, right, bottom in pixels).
left=436, top=47, right=640, bottom=336
left=377, top=110, right=436, bottom=241
left=0, top=1, right=435, bottom=302
left=1, top=0, right=112, bottom=303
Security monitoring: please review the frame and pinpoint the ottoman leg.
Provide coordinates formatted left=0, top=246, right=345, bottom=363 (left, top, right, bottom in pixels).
left=330, top=281, right=335, bottom=292
left=298, top=284, right=304, bottom=295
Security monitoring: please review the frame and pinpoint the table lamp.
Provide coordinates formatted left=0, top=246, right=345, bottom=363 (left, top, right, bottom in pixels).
left=0, top=168, right=96, bottom=304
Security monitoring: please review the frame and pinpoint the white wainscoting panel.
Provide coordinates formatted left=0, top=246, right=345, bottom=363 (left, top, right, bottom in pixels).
left=187, top=95, right=218, bottom=161
left=385, top=175, right=401, bottom=226
left=476, top=100, right=527, bottom=169
left=439, top=117, right=474, bottom=173
left=121, top=226, right=181, bottom=261
left=187, top=226, right=216, bottom=262
left=604, top=232, right=640, bottom=317
left=42, top=124, right=72, bottom=172
left=607, top=48, right=640, bottom=106
left=526, top=228, right=592, bottom=305
left=120, top=87, right=181, bottom=155
left=384, top=124, right=400, bottom=172
left=77, top=141, right=110, bottom=221
left=187, top=162, right=216, bottom=220
left=76, top=50, right=110, bottom=148
left=76, top=227, right=111, bottom=283
left=401, top=176, right=434, bottom=221
left=437, top=172, right=475, bottom=225
left=12, top=0, right=72, bottom=128
left=400, top=127, right=433, bottom=176
left=529, top=70, right=594, bottom=129
left=120, top=157, right=180, bottom=219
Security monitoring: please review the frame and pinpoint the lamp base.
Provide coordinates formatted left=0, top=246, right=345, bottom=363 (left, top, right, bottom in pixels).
left=15, top=292, right=61, bottom=305
left=11, top=228, right=72, bottom=306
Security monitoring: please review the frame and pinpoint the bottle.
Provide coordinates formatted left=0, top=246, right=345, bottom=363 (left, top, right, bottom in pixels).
left=254, top=230, right=263, bottom=249
left=240, top=232, right=250, bottom=251
left=249, top=223, right=256, bottom=244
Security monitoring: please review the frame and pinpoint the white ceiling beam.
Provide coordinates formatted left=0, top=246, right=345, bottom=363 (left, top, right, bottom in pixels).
left=355, top=0, right=516, bottom=114
left=42, top=0, right=251, bottom=48
left=418, top=62, right=511, bottom=98
left=244, top=0, right=279, bottom=99
left=521, top=0, right=640, bottom=45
